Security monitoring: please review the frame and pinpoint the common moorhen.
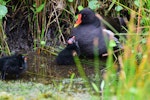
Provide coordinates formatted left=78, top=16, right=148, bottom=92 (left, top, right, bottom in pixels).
left=0, top=54, right=27, bottom=80
left=56, top=36, right=80, bottom=65
left=71, top=8, right=122, bottom=58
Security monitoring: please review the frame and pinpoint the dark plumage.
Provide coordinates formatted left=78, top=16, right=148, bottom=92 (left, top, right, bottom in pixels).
left=103, top=17, right=127, bottom=33
left=71, top=8, right=122, bottom=57
left=56, top=36, right=80, bottom=65
left=0, top=54, right=27, bottom=80
left=95, top=13, right=128, bottom=39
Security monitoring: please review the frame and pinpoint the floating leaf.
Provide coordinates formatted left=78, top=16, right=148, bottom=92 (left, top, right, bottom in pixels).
left=68, top=0, right=73, bottom=3
left=88, top=0, right=100, bottom=10
left=78, top=5, right=84, bottom=11
left=115, top=5, right=123, bottom=12
left=0, top=5, right=8, bottom=19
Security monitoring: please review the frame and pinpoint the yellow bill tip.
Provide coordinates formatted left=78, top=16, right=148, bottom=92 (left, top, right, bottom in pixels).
left=74, top=24, right=79, bottom=28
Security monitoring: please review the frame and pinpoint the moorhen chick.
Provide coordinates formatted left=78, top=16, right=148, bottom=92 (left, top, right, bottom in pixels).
left=56, top=36, right=80, bottom=65
left=0, top=54, right=27, bottom=80
left=71, top=8, right=122, bottom=58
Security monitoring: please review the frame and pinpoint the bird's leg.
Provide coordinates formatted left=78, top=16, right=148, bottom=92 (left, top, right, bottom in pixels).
left=1, top=71, right=6, bottom=80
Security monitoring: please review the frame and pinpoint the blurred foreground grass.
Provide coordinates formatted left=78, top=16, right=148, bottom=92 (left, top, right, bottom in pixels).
left=0, top=80, right=100, bottom=100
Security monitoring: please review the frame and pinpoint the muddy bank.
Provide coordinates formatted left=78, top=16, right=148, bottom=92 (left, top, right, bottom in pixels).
left=4, top=6, right=33, bottom=52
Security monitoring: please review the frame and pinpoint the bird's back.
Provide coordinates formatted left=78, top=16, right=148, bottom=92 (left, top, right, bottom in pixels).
left=71, top=25, right=107, bottom=57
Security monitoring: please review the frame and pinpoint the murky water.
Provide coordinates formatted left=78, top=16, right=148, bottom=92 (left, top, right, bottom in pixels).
left=22, top=51, right=105, bottom=84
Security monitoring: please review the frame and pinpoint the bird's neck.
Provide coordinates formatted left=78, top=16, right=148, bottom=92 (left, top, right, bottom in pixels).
left=93, top=17, right=101, bottom=27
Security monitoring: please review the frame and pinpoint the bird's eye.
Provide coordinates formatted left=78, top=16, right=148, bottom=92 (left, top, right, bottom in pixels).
left=83, top=14, right=87, bottom=18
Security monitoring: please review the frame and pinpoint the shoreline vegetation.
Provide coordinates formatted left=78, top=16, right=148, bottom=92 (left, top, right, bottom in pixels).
left=0, top=0, right=150, bottom=100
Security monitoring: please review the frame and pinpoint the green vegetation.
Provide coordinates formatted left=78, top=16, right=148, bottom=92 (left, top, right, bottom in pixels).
left=0, top=0, right=10, bottom=55
left=0, top=0, right=150, bottom=100
left=0, top=79, right=101, bottom=100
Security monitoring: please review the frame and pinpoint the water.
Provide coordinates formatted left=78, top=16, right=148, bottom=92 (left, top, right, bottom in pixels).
left=22, top=51, right=100, bottom=84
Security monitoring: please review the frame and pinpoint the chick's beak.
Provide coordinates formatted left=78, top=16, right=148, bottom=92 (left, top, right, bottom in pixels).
left=67, top=36, right=75, bottom=44
left=74, top=14, right=82, bottom=27
left=24, top=57, right=27, bottom=62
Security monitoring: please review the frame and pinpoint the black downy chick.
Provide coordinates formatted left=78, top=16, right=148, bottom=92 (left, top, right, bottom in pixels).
left=56, top=36, right=80, bottom=65
left=0, top=54, right=27, bottom=80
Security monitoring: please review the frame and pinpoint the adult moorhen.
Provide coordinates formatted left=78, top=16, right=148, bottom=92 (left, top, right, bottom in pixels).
left=71, top=8, right=122, bottom=58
